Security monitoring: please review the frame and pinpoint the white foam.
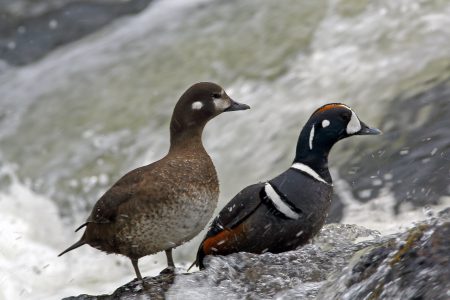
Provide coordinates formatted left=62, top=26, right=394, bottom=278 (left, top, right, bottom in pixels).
left=0, top=180, right=164, bottom=300
left=332, top=170, right=450, bottom=235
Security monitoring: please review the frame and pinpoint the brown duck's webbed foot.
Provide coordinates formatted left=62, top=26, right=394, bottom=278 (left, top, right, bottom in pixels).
left=159, top=267, right=175, bottom=275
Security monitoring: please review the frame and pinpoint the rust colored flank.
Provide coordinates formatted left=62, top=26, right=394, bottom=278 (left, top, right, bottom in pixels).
left=202, top=224, right=244, bottom=255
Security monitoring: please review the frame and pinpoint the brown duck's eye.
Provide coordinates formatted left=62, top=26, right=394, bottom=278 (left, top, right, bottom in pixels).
left=212, top=93, right=221, bottom=99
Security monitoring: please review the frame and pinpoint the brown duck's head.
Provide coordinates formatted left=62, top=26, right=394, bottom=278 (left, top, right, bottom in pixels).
left=170, top=82, right=250, bottom=137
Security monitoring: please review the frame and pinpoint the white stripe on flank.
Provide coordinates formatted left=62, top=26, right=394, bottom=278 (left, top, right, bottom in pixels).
left=291, top=163, right=332, bottom=185
left=309, top=124, right=315, bottom=150
left=264, top=183, right=299, bottom=220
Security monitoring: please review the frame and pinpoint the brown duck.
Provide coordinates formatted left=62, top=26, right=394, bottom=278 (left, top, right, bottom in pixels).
left=58, top=82, right=250, bottom=280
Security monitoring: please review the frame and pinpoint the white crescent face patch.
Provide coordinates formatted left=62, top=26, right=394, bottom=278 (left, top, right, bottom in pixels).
left=346, top=110, right=361, bottom=134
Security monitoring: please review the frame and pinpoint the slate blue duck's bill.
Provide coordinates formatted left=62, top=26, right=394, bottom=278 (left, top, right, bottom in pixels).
left=357, top=121, right=382, bottom=135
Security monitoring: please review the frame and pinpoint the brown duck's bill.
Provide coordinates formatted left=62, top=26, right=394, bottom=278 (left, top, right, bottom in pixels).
left=225, top=99, right=250, bottom=112
left=357, top=121, right=382, bottom=135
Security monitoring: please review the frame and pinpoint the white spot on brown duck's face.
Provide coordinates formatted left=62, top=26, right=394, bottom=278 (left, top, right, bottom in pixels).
left=192, top=101, right=203, bottom=110
left=322, top=119, right=330, bottom=128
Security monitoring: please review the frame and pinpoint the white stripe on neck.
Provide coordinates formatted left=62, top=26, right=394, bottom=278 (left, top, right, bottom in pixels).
left=291, top=163, right=332, bottom=185
left=309, top=124, right=315, bottom=150
left=264, top=183, right=299, bottom=220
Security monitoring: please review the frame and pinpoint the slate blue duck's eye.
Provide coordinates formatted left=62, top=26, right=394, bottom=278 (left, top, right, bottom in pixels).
left=342, top=113, right=351, bottom=121
left=212, top=93, right=221, bottom=99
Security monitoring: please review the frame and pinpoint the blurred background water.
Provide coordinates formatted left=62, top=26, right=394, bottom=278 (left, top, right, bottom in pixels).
left=0, top=0, right=449, bottom=299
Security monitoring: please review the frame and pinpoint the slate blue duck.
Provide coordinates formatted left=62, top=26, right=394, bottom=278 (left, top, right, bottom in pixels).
left=195, top=103, right=381, bottom=269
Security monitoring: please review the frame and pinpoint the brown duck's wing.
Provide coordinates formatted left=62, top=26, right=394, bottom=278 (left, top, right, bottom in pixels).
left=76, top=165, right=150, bottom=230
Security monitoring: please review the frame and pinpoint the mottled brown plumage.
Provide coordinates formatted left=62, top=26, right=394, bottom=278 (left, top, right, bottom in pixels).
left=59, top=82, right=249, bottom=280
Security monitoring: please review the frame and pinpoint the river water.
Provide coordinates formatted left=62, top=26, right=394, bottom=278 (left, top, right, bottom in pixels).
left=0, top=0, right=449, bottom=299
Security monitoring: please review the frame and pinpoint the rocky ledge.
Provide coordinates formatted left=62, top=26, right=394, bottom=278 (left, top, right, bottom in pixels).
left=61, top=208, right=450, bottom=300
left=63, top=208, right=450, bottom=300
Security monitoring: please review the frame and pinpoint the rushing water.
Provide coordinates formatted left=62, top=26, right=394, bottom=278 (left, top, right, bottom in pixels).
left=1, top=0, right=450, bottom=299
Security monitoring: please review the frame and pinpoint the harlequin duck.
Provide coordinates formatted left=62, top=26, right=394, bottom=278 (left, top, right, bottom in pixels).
left=58, top=82, right=250, bottom=281
left=194, top=103, right=381, bottom=269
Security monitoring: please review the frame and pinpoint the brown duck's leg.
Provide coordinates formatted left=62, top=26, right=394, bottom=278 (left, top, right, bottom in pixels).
left=160, top=249, right=175, bottom=275
left=131, top=258, right=143, bottom=281
left=165, top=249, right=175, bottom=268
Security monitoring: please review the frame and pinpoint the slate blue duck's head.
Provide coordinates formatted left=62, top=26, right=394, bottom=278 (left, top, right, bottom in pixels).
left=303, top=103, right=382, bottom=152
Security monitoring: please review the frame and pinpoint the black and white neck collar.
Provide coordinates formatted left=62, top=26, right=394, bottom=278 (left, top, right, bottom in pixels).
left=290, top=162, right=332, bottom=186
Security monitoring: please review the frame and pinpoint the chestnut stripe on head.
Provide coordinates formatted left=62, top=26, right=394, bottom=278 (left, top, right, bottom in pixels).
left=313, top=103, right=349, bottom=115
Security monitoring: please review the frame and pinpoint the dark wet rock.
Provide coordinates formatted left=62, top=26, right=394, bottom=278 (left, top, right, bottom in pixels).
left=339, top=78, right=450, bottom=213
left=0, top=0, right=152, bottom=66
left=63, top=209, right=450, bottom=299
left=319, top=220, right=450, bottom=299
left=63, top=272, right=175, bottom=300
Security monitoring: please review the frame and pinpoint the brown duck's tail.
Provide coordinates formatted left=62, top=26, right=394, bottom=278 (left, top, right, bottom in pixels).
left=58, top=235, right=86, bottom=257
